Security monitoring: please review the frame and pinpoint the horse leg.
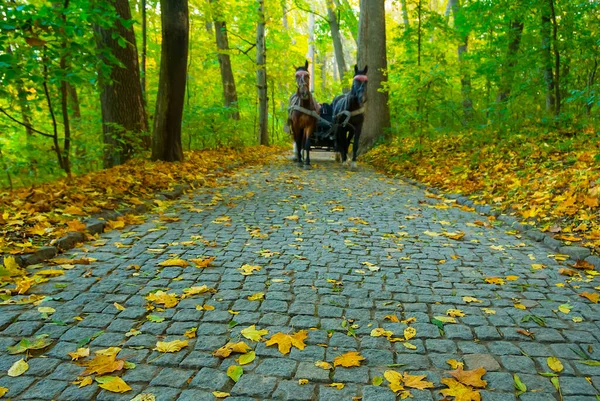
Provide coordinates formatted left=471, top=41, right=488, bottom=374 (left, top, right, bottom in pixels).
left=303, top=126, right=312, bottom=169
left=294, top=132, right=303, bottom=166
left=292, top=142, right=298, bottom=162
left=350, top=125, right=361, bottom=169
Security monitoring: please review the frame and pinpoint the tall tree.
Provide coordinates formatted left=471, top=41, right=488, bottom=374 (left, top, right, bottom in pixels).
left=541, top=0, right=555, bottom=113
left=448, top=0, right=473, bottom=124
left=151, top=0, right=189, bottom=162
left=326, top=0, right=347, bottom=82
left=357, top=0, right=390, bottom=151
left=141, top=0, right=147, bottom=104
left=211, top=0, right=240, bottom=120
left=256, top=0, right=269, bottom=145
left=95, top=0, right=148, bottom=168
left=334, top=0, right=358, bottom=44
left=547, top=0, right=561, bottom=116
left=496, top=19, right=524, bottom=103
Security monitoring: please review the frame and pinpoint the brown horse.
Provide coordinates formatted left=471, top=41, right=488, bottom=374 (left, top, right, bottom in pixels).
left=289, top=61, right=319, bottom=168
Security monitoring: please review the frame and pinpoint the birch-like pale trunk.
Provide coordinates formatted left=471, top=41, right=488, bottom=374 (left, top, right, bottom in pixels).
left=308, top=12, right=316, bottom=93
left=256, top=0, right=269, bottom=145
left=326, top=0, right=347, bottom=82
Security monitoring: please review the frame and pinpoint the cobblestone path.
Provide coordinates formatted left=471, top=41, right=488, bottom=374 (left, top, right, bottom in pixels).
left=2, top=154, right=600, bottom=401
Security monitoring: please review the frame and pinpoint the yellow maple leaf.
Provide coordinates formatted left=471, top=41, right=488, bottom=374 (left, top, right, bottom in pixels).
left=71, top=376, right=93, bottom=388
left=238, top=264, right=261, bottom=275
left=329, top=383, right=345, bottom=390
left=190, top=256, right=216, bottom=268
left=384, top=314, right=400, bottom=322
left=370, top=328, right=393, bottom=338
left=265, top=330, right=308, bottom=354
left=506, top=275, right=520, bottom=281
left=145, top=291, right=179, bottom=308
left=485, top=277, right=505, bottom=285
left=579, top=291, right=599, bottom=303
left=67, top=219, right=87, bottom=232
left=449, top=366, right=487, bottom=388
left=68, top=347, right=90, bottom=361
left=462, top=296, right=482, bottom=303
left=314, top=360, right=333, bottom=370
left=333, top=351, right=365, bottom=367
left=446, top=309, right=465, bottom=317
left=158, top=258, right=189, bottom=268
left=155, top=339, right=189, bottom=353
left=384, top=370, right=405, bottom=393
left=447, top=359, right=464, bottom=369
left=482, top=308, right=496, bottom=315
left=181, top=285, right=215, bottom=298
left=213, top=342, right=252, bottom=358
left=240, top=325, right=269, bottom=342
left=402, top=372, right=434, bottom=390
left=95, top=376, right=131, bottom=393
left=247, top=292, right=265, bottom=301
left=440, top=378, right=481, bottom=401
left=79, top=353, right=125, bottom=376
left=184, top=328, right=197, bottom=339
left=434, top=316, right=457, bottom=323
left=298, top=379, right=309, bottom=385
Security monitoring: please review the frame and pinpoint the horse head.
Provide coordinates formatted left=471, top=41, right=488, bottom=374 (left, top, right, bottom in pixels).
left=295, top=60, right=310, bottom=100
left=352, top=64, right=368, bottom=107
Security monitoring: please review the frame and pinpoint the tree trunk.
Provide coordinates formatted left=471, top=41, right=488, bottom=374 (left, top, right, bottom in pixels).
left=211, top=0, right=240, bottom=120
left=401, top=0, right=410, bottom=26
left=7, top=46, right=33, bottom=139
left=256, top=0, right=269, bottom=145
left=587, top=57, right=598, bottom=116
left=357, top=0, right=368, bottom=69
left=308, top=12, right=316, bottom=92
left=450, top=0, right=473, bottom=124
left=496, top=19, right=524, bottom=103
left=541, top=3, right=554, bottom=113
left=326, top=0, right=347, bottom=82
left=548, top=0, right=560, bottom=116
left=282, top=0, right=289, bottom=30
left=358, top=0, right=391, bottom=152
left=334, top=0, right=358, bottom=44
left=95, top=0, right=148, bottom=168
left=60, top=0, right=72, bottom=176
left=151, top=0, right=189, bottom=162
left=141, top=0, right=147, bottom=104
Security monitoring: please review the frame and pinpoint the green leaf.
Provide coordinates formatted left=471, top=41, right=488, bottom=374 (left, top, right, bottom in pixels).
left=147, top=315, right=165, bottom=323
left=538, top=372, right=558, bottom=377
left=386, top=363, right=407, bottom=368
left=228, top=320, right=238, bottom=329
left=578, top=360, right=600, bottom=366
left=227, top=365, right=243, bottom=382
left=513, top=374, right=527, bottom=394
left=372, top=376, right=383, bottom=386
left=238, top=351, right=255, bottom=365
left=117, top=37, right=126, bottom=48
left=7, top=335, right=53, bottom=354
left=551, top=377, right=560, bottom=392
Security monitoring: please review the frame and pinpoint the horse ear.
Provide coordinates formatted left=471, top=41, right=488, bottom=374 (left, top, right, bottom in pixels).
left=363, top=65, right=368, bottom=75
left=305, top=60, right=309, bottom=70
left=354, top=64, right=358, bottom=74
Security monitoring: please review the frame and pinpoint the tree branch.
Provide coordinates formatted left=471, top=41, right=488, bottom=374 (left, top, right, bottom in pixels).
left=227, top=30, right=255, bottom=47
left=0, top=107, right=55, bottom=138
left=292, top=0, right=328, bottom=21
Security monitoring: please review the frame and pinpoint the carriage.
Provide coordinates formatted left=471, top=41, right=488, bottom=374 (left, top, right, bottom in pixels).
left=309, top=103, right=336, bottom=151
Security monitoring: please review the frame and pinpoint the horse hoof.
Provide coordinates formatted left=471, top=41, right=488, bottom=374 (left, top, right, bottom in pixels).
left=303, top=164, right=312, bottom=170
left=350, top=161, right=357, bottom=170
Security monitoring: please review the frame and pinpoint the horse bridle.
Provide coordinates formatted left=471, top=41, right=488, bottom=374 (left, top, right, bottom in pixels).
left=296, top=71, right=310, bottom=98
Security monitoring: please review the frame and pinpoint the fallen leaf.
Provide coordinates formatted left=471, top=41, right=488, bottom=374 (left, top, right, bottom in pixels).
left=402, top=372, right=434, bottom=390
left=227, top=365, right=243, bottom=382
left=7, top=359, right=28, bottom=377
left=95, top=376, right=131, bottom=393
left=333, top=351, right=365, bottom=367
left=439, top=378, right=481, bottom=401
left=240, top=325, right=269, bottom=342
left=72, top=376, right=93, bottom=388
left=238, top=264, right=261, bottom=275
left=506, top=275, right=520, bottom=281
left=68, top=347, right=90, bottom=361
left=158, top=258, right=189, bottom=268
left=370, top=328, right=393, bottom=338
left=184, top=327, right=197, bottom=339
left=485, top=277, right=505, bottom=285
left=0, top=387, right=7, bottom=397
left=462, top=296, right=482, bottom=303
left=238, top=351, right=256, bottom=365
left=247, top=292, right=265, bottom=301
left=402, top=342, right=417, bottom=350
left=114, top=302, right=126, bottom=311
left=190, top=256, right=216, bottom=268
left=213, top=342, right=252, bottom=358
left=547, top=357, right=564, bottom=372
left=482, top=308, right=496, bottom=315
left=329, top=383, right=345, bottom=390
left=447, top=359, right=464, bottom=369
left=558, top=304, right=572, bottom=314
left=403, top=327, right=416, bottom=340
left=315, top=360, right=333, bottom=370
left=446, top=309, right=466, bottom=317
left=298, top=379, right=309, bottom=385
left=154, top=339, right=188, bottom=353
left=384, top=370, right=405, bottom=393
left=449, top=366, right=487, bottom=388
left=145, top=291, right=179, bottom=308
left=212, top=391, right=230, bottom=398
left=433, top=316, right=457, bottom=323
left=384, top=314, right=400, bottom=322
left=8, top=335, right=53, bottom=354
left=579, top=292, right=599, bottom=303
left=79, top=352, right=125, bottom=376
left=265, top=330, right=308, bottom=354
left=129, top=394, right=156, bottom=401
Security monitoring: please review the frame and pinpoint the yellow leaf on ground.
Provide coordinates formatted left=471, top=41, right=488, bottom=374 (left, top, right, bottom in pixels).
left=212, top=391, right=230, bottom=398
left=333, top=351, right=365, bottom=367
left=8, top=359, right=28, bottom=377
left=79, top=353, right=125, bottom=376
left=95, top=376, right=131, bottom=393
left=72, top=376, right=93, bottom=388
left=329, top=383, right=345, bottom=390
left=284, top=215, right=299, bottom=221
left=226, top=365, right=243, bottom=382
left=506, top=275, right=520, bottom=281
left=371, top=328, right=393, bottom=338
left=384, top=370, right=405, bottom=393
left=462, top=296, right=482, bottom=303
left=114, top=302, right=126, bottom=311
left=158, top=258, right=189, bottom=268
left=403, top=327, right=416, bottom=340
left=446, top=309, right=465, bottom=317
left=0, top=387, right=7, bottom=397
left=384, top=314, right=400, bottom=322
left=154, top=340, right=189, bottom=353
left=402, top=372, right=434, bottom=390
left=547, top=357, right=564, bottom=372
left=181, top=285, right=215, bottom=298
left=68, top=347, right=90, bottom=361
left=514, top=303, right=527, bottom=310
left=38, top=306, right=55, bottom=314
left=247, top=292, right=265, bottom=301
left=447, top=359, right=464, bottom=369
left=485, top=277, right=505, bottom=285
left=433, top=316, right=457, bottom=323
left=145, top=291, right=179, bottom=308
left=240, top=325, right=269, bottom=342
left=298, top=379, right=309, bottom=385
left=314, top=361, right=333, bottom=370
left=265, top=330, right=308, bottom=354
left=238, top=264, right=261, bottom=275
left=440, top=378, right=481, bottom=401
left=190, top=256, right=216, bottom=268
left=449, top=366, right=487, bottom=388
left=482, top=308, right=496, bottom=315
left=213, top=342, right=252, bottom=358
left=34, top=270, right=65, bottom=277
left=129, top=394, right=156, bottom=401
left=184, top=328, right=197, bottom=339
left=238, top=351, right=256, bottom=365
left=402, top=342, right=417, bottom=350
left=95, top=347, right=121, bottom=357
left=579, top=292, right=599, bottom=303
left=558, top=304, right=571, bottom=314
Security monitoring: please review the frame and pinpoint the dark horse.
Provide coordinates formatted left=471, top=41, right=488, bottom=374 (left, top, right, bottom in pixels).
left=289, top=61, right=319, bottom=168
left=332, top=65, right=368, bottom=169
